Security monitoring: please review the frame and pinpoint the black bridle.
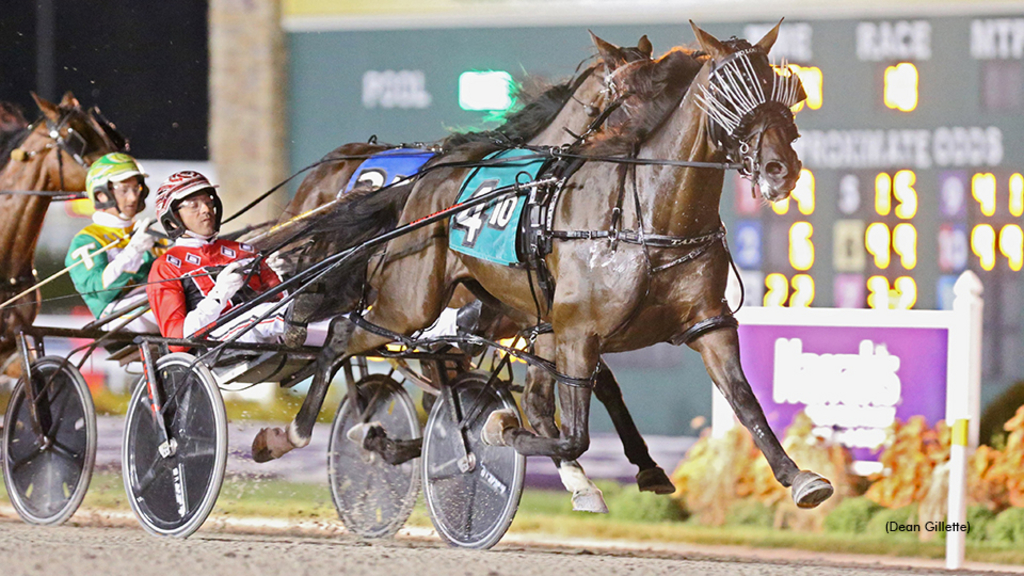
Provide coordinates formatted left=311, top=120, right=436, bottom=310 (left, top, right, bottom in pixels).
left=1, top=105, right=126, bottom=304
left=694, top=46, right=805, bottom=195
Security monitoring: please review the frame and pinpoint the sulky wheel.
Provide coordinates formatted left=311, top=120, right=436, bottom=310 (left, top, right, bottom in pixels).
left=328, top=374, right=421, bottom=538
left=122, top=352, right=227, bottom=538
left=2, top=357, right=97, bottom=525
left=422, top=370, right=525, bottom=549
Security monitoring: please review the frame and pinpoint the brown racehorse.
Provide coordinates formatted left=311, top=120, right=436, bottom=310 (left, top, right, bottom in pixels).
left=0, top=92, right=126, bottom=376
left=257, top=22, right=835, bottom=510
left=256, top=35, right=680, bottom=507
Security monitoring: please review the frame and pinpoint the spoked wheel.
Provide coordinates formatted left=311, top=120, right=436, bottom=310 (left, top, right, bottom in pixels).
left=422, top=370, right=525, bottom=549
left=2, top=357, right=96, bottom=525
left=122, top=352, right=227, bottom=538
left=328, top=374, right=421, bottom=538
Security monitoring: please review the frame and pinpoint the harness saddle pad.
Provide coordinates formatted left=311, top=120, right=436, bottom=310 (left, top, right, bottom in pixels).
left=341, top=148, right=435, bottom=197
left=449, top=148, right=545, bottom=266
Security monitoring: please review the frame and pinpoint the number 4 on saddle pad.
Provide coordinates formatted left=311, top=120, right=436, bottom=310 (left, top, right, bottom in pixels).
left=449, top=149, right=545, bottom=266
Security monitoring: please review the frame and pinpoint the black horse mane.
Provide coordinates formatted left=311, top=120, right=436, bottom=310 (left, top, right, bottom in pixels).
left=439, top=63, right=594, bottom=153
left=585, top=47, right=706, bottom=157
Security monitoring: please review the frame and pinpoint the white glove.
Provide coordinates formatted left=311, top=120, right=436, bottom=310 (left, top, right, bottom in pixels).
left=208, top=258, right=252, bottom=304
left=265, top=252, right=291, bottom=278
left=184, top=258, right=253, bottom=336
left=125, top=217, right=157, bottom=254
left=101, top=217, right=157, bottom=288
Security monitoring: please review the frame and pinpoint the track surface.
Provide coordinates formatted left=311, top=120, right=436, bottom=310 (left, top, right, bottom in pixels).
left=0, top=519, right=1003, bottom=576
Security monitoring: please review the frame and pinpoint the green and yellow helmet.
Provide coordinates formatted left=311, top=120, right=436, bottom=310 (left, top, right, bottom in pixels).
left=85, top=152, right=149, bottom=211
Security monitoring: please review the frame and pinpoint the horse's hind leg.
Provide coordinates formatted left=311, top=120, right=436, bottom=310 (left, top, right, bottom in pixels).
left=688, top=327, right=834, bottom=509
left=592, top=362, right=675, bottom=495
left=253, top=316, right=363, bottom=462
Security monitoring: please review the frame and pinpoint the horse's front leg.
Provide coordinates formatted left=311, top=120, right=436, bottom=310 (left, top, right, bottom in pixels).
left=483, top=328, right=602, bottom=511
left=688, top=327, right=834, bottom=508
left=521, top=334, right=606, bottom=512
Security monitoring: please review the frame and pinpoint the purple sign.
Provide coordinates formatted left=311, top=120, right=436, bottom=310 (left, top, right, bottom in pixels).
left=737, top=324, right=948, bottom=463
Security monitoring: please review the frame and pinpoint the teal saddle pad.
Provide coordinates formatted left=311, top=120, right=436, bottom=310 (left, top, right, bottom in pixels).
left=449, top=149, right=546, bottom=266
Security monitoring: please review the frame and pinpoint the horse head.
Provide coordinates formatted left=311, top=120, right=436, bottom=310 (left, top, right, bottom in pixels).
left=690, top=21, right=806, bottom=202
left=10, top=91, right=128, bottom=191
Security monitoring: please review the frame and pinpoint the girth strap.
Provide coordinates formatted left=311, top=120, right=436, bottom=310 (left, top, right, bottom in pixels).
left=670, top=314, right=739, bottom=346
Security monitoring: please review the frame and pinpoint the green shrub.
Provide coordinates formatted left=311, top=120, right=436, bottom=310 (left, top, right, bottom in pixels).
left=988, top=507, right=1024, bottom=544
left=967, top=505, right=997, bottom=542
left=866, top=505, right=917, bottom=538
left=607, top=486, right=687, bottom=523
left=824, top=496, right=882, bottom=533
left=724, top=499, right=774, bottom=528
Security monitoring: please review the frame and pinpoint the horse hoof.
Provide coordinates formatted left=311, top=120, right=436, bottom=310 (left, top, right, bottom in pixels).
left=572, top=489, right=609, bottom=514
left=481, top=408, right=517, bottom=446
left=636, top=466, right=676, bottom=495
left=346, top=421, right=384, bottom=447
left=792, top=470, right=834, bottom=509
left=252, top=427, right=296, bottom=463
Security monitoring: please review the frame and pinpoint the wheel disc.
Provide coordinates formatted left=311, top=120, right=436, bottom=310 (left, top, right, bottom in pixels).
left=122, top=353, right=226, bottom=538
left=422, top=371, right=524, bottom=549
left=328, top=374, right=421, bottom=538
left=2, top=357, right=96, bottom=525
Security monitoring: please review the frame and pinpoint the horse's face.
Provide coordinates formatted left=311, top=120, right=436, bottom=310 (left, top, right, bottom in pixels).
left=22, top=92, right=126, bottom=190
left=691, top=21, right=806, bottom=203
left=590, top=33, right=657, bottom=130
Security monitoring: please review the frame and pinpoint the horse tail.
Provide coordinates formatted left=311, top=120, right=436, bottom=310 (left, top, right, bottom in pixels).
left=312, top=181, right=415, bottom=249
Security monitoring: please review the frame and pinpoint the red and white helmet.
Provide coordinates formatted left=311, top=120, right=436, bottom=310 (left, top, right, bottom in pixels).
left=154, top=170, right=223, bottom=239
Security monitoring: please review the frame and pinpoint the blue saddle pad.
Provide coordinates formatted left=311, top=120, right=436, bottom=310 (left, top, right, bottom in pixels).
left=449, top=149, right=545, bottom=266
left=341, top=148, right=435, bottom=197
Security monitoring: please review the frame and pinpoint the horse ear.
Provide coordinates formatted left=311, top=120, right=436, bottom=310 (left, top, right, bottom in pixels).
left=60, top=91, right=80, bottom=108
left=31, top=92, right=61, bottom=122
left=755, top=18, right=784, bottom=54
left=590, top=30, right=629, bottom=69
left=637, top=35, right=653, bottom=58
left=689, top=20, right=728, bottom=60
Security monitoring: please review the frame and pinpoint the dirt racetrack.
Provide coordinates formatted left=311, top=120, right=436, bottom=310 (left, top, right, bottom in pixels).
left=0, top=518, right=1016, bottom=576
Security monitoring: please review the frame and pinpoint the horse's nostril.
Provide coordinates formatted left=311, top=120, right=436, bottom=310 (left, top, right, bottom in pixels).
left=765, top=161, right=786, bottom=177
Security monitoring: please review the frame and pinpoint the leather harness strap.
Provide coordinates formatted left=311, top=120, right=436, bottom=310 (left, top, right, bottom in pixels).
left=670, top=314, right=739, bottom=346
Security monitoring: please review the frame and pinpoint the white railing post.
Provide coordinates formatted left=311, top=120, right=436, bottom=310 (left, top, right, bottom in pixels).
left=946, top=270, right=983, bottom=570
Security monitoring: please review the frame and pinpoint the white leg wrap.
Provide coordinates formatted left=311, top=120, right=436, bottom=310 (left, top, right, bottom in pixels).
left=558, top=462, right=597, bottom=494
left=287, top=420, right=311, bottom=448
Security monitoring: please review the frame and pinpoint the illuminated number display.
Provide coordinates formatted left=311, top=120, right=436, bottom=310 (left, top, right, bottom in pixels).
left=762, top=169, right=816, bottom=307
left=863, top=171, right=919, bottom=309
left=970, top=173, right=1024, bottom=271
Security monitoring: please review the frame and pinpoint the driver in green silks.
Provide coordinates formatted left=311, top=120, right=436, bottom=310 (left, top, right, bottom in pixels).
left=65, top=153, right=163, bottom=332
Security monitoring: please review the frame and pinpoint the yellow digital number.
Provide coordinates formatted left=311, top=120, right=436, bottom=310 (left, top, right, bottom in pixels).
left=971, top=224, right=996, bottom=271
left=1000, top=224, right=1024, bottom=272
left=764, top=273, right=789, bottom=307
left=1010, top=173, right=1023, bottom=218
left=875, top=173, right=892, bottom=216
left=892, top=223, right=917, bottom=270
left=867, top=276, right=916, bottom=309
left=785, top=65, right=823, bottom=113
left=865, top=222, right=891, bottom=268
left=972, top=173, right=997, bottom=217
left=893, top=170, right=918, bottom=219
left=894, top=276, right=917, bottom=309
left=790, top=274, right=815, bottom=307
left=883, top=62, right=918, bottom=112
left=867, top=275, right=891, bottom=309
left=788, top=222, right=814, bottom=271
